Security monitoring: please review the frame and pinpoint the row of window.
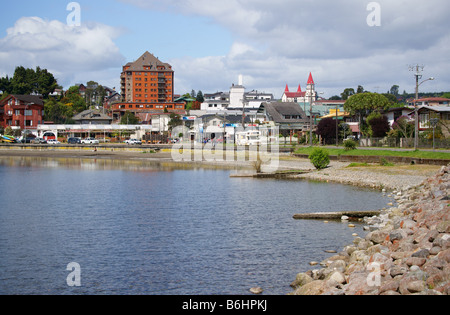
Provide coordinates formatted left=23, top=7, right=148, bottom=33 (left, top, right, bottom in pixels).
left=117, top=104, right=184, bottom=110
left=5, top=109, right=42, bottom=116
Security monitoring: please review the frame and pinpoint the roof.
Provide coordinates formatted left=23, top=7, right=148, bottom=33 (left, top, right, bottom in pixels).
left=263, top=102, right=308, bottom=124
left=0, top=94, right=44, bottom=106
left=125, top=51, right=173, bottom=72
left=202, top=113, right=251, bottom=124
left=72, top=110, right=112, bottom=122
left=283, top=84, right=306, bottom=98
left=414, top=97, right=450, bottom=102
left=417, top=105, right=450, bottom=113
left=307, top=72, right=315, bottom=85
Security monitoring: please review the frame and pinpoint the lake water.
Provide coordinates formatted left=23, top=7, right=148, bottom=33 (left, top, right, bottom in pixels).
left=0, top=156, right=390, bottom=295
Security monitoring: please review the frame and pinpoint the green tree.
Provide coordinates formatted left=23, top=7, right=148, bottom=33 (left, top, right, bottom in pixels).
left=63, top=85, right=86, bottom=113
left=44, top=98, right=75, bottom=124
left=389, top=85, right=399, bottom=97
left=121, top=111, right=139, bottom=124
left=35, top=67, right=58, bottom=98
left=382, top=93, right=399, bottom=105
left=341, top=88, right=355, bottom=100
left=0, top=76, right=12, bottom=94
left=2, top=66, right=58, bottom=97
left=344, top=93, right=391, bottom=116
left=357, top=85, right=365, bottom=94
left=196, top=90, right=204, bottom=103
left=168, top=113, right=182, bottom=131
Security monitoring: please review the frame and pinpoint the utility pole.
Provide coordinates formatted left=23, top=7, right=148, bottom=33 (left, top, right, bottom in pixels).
left=409, top=64, right=424, bottom=150
left=309, top=83, right=315, bottom=146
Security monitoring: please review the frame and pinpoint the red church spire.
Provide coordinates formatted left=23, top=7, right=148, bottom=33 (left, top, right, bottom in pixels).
left=285, top=84, right=289, bottom=92
left=297, top=84, right=302, bottom=92
left=307, top=72, right=315, bottom=85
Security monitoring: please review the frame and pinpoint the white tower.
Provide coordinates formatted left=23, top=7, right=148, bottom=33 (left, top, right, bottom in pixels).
left=229, top=75, right=245, bottom=108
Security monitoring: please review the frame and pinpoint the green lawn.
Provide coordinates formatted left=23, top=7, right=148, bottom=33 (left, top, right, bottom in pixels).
left=294, top=147, right=450, bottom=160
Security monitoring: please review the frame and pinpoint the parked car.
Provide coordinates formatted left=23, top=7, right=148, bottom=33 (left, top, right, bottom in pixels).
left=47, top=139, right=61, bottom=145
left=33, top=138, right=47, bottom=144
left=81, top=138, right=99, bottom=144
left=68, top=137, right=81, bottom=144
left=125, top=139, right=142, bottom=145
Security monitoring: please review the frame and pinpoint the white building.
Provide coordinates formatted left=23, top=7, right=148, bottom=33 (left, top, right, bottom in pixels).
left=200, top=75, right=274, bottom=112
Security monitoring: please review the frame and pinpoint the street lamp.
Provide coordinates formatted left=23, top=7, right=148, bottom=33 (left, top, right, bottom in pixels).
left=414, top=77, right=434, bottom=150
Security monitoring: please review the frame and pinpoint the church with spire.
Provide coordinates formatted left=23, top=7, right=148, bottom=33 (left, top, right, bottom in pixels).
left=281, top=72, right=317, bottom=104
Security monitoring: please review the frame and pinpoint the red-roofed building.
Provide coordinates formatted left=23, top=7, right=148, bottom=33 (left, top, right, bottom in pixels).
left=282, top=72, right=317, bottom=103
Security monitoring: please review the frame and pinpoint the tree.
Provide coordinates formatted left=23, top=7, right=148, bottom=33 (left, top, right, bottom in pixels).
left=341, top=88, right=355, bottom=100
left=44, top=98, right=75, bottom=124
left=35, top=67, right=58, bottom=98
left=4, top=66, right=58, bottom=97
left=168, top=113, right=182, bottom=131
left=196, top=90, right=204, bottom=103
left=366, top=112, right=390, bottom=138
left=392, top=116, right=414, bottom=145
left=0, top=76, right=12, bottom=94
left=344, top=93, right=391, bottom=116
left=389, top=85, right=399, bottom=97
left=121, top=111, right=139, bottom=124
left=357, top=85, right=365, bottom=94
left=382, top=93, right=399, bottom=105
left=62, top=86, right=86, bottom=113
left=316, top=117, right=337, bottom=145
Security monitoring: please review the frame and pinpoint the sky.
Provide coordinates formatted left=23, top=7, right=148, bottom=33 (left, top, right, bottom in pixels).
left=0, top=0, right=449, bottom=99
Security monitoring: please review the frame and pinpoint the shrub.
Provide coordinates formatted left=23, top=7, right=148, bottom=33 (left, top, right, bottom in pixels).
left=343, top=139, right=357, bottom=151
left=309, top=148, right=330, bottom=170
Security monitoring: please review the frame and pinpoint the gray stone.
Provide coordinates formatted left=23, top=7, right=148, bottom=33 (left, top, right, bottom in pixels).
left=412, top=249, right=430, bottom=258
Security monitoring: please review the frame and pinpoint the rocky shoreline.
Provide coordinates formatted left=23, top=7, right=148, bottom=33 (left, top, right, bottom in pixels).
left=290, top=165, right=450, bottom=295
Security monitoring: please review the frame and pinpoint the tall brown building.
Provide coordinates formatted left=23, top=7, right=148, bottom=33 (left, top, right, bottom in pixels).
left=112, top=52, right=185, bottom=120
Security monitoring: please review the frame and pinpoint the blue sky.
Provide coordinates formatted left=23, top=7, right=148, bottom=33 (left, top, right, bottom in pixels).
left=1, top=0, right=449, bottom=98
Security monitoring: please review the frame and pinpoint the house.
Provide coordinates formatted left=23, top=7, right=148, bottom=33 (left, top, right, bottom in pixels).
left=0, top=95, right=45, bottom=131
left=263, top=102, right=308, bottom=135
left=72, top=109, right=113, bottom=125
left=384, top=106, right=414, bottom=127
left=407, top=97, right=450, bottom=107
left=416, top=106, right=450, bottom=137
left=201, top=92, right=229, bottom=111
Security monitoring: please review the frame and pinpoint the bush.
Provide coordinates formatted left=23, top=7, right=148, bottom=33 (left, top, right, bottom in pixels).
left=309, top=148, right=330, bottom=170
left=343, top=139, right=357, bottom=151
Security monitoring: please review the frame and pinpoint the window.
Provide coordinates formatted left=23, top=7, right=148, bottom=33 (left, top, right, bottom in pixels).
left=25, top=110, right=33, bottom=116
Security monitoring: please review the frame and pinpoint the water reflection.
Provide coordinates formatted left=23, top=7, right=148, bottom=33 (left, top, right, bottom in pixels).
left=0, top=156, right=246, bottom=172
left=0, top=155, right=390, bottom=295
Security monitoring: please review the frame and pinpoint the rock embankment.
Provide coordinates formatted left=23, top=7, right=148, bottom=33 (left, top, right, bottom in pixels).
left=290, top=165, right=450, bottom=295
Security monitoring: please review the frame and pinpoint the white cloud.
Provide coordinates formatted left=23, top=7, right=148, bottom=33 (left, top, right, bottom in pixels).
left=117, top=1, right=450, bottom=96
left=0, top=17, right=125, bottom=88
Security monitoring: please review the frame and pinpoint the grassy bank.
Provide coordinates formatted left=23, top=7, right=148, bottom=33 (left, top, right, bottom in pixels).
left=294, top=147, right=450, bottom=161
